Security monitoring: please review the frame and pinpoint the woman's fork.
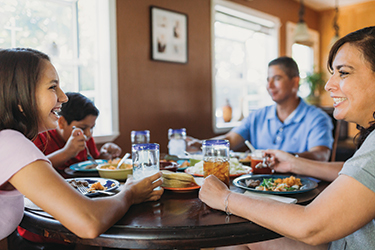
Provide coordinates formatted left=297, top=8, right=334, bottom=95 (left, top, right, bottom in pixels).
left=255, top=156, right=269, bottom=169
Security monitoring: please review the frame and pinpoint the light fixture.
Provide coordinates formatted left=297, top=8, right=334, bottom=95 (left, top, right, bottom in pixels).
left=294, top=0, right=311, bottom=43
left=46, top=41, right=59, bottom=57
left=330, top=0, right=340, bottom=46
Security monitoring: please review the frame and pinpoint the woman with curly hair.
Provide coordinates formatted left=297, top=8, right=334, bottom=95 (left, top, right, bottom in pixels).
left=200, top=26, right=375, bottom=250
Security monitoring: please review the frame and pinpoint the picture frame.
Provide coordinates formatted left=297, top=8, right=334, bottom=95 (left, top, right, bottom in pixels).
left=150, top=6, right=188, bottom=64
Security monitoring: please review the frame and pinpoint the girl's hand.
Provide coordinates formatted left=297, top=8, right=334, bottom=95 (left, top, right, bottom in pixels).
left=199, top=175, right=230, bottom=211
left=264, top=149, right=296, bottom=173
left=124, top=172, right=164, bottom=204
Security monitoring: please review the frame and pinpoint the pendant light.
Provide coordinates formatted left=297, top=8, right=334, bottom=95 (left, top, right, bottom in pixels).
left=294, top=0, right=311, bottom=43
left=330, top=0, right=340, bottom=46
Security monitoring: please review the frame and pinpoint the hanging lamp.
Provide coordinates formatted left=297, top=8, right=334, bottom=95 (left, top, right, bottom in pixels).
left=330, top=0, right=340, bottom=46
left=294, top=0, right=311, bottom=43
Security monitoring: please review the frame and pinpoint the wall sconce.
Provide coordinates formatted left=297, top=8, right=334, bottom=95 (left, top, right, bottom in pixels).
left=294, top=0, right=311, bottom=43
left=48, top=41, right=59, bottom=57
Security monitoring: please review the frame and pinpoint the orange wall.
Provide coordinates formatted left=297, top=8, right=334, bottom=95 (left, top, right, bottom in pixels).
left=319, top=1, right=375, bottom=137
left=114, top=0, right=319, bottom=154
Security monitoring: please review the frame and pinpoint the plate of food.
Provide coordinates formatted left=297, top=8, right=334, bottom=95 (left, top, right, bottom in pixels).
left=176, top=159, right=190, bottom=171
left=233, top=175, right=318, bottom=195
left=69, top=159, right=108, bottom=172
left=184, top=158, right=251, bottom=177
left=161, top=170, right=204, bottom=193
left=66, top=177, right=120, bottom=196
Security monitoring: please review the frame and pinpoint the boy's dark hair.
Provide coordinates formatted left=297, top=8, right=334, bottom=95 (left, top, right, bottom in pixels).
left=268, top=56, right=300, bottom=79
left=59, top=92, right=99, bottom=124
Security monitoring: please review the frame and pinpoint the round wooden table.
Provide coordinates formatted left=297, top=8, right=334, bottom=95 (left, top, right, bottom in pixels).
left=20, top=177, right=328, bottom=249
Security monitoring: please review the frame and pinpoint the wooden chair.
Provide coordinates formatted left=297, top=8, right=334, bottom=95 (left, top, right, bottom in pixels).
left=330, top=120, right=342, bottom=162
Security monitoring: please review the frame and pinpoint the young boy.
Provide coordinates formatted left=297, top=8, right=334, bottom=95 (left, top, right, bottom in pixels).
left=33, top=92, right=122, bottom=175
left=11, top=92, right=122, bottom=250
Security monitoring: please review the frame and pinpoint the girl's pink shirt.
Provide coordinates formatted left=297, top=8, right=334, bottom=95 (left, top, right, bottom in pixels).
left=0, top=129, right=50, bottom=240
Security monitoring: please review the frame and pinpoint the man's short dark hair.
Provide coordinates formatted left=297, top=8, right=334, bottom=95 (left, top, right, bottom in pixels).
left=59, top=92, right=99, bottom=124
left=268, top=56, right=299, bottom=79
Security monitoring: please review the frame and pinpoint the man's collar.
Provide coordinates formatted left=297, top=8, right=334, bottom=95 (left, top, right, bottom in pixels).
left=266, top=98, right=307, bottom=124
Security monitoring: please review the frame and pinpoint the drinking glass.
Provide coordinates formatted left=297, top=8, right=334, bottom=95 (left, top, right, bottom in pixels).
left=132, top=143, right=160, bottom=180
left=202, top=140, right=230, bottom=187
left=167, top=128, right=187, bottom=158
left=131, top=130, right=150, bottom=145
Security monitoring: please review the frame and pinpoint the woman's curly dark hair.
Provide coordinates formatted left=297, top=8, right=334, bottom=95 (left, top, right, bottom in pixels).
left=327, top=26, right=375, bottom=149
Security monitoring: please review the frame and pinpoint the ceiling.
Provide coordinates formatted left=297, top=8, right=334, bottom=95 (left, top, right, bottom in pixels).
left=298, top=0, right=373, bottom=11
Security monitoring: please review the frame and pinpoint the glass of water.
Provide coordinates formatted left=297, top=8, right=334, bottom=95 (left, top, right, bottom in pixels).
left=168, top=128, right=187, bottom=158
left=131, top=130, right=150, bottom=145
left=132, top=143, right=160, bottom=180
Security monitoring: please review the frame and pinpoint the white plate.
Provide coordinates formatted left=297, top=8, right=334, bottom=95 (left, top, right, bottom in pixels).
left=66, top=177, right=120, bottom=197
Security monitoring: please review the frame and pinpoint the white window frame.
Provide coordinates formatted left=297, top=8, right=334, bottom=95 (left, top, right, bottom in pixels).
left=1, top=0, right=119, bottom=144
left=94, top=0, right=119, bottom=143
left=211, top=0, right=280, bottom=134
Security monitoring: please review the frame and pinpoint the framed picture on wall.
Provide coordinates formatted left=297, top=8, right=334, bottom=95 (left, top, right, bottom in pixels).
left=150, top=6, right=188, bottom=63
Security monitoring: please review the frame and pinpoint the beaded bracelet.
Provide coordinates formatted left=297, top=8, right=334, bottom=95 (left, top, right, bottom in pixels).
left=224, top=192, right=232, bottom=216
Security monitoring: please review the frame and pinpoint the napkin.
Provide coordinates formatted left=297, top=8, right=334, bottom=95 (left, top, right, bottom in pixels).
left=243, top=191, right=297, bottom=204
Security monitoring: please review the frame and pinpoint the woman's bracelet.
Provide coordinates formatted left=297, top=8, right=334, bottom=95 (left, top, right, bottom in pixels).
left=224, top=192, right=232, bottom=216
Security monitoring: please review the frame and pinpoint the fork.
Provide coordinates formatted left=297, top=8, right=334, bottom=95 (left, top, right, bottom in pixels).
left=85, top=144, right=98, bottom=167
left=255, top=156, right=269, bottom=169
left=72, top=126, right=98, bottom=168
left=76, top=184, right=89, bottom=195
left=76, top=184, right=114, bottom=196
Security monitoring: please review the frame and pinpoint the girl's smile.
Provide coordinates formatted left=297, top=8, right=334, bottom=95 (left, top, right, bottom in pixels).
left=36, top=60, right=68, bottom=132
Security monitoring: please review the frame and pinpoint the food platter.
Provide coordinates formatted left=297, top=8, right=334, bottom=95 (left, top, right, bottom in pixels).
left=66, top=177, right=120, bottom=197
left=184, top=166, right=251, bottom=178
left=69, top=159, right=108, bottom=172
left=163, top=177, right=204, bottom=193
left=233, top=174, right=318, bottom=195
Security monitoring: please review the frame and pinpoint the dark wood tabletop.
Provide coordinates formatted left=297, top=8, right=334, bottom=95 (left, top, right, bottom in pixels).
left=20, top=176, right=329, bottom=249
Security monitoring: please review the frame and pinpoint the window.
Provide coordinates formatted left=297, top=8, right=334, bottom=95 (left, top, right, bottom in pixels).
left=211, top=0, right=280, bottom=133
left=0, top=0, right=119, bottom=143
left=286, top=22, right=320, bottom=98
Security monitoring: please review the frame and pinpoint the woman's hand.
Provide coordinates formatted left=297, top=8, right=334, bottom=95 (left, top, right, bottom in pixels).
left=199, top=175, right=230, bottom=211
left=124, top=172, right=164, bottom=204
left=264, top=149, right=296, bottom=173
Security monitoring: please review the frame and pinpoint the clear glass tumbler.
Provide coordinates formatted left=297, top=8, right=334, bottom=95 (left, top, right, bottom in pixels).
left=168, top=128, right=187, bottom=158
left=131, top=130, right=150, bottom=144
left=132, top=143, right=160, bottom=180
left=202, top=139, right=230, bottom=187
